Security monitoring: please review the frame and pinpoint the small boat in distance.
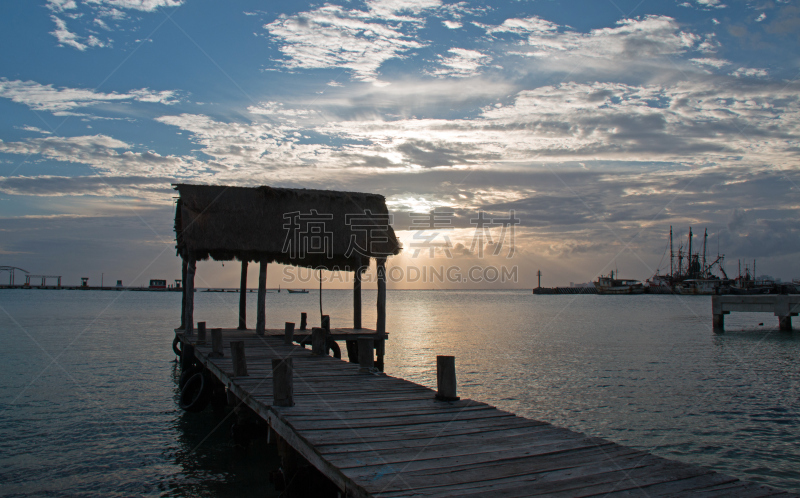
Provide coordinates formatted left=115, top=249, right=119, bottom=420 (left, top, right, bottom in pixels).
left=594, top=271, right=644, bottom=295
left=287, top=289, right=309, bottom=294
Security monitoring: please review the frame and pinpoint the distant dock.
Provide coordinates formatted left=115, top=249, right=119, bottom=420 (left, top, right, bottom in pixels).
left=0, top=285, right=283, bottom=292
left=712, top=294, right=800, bottom=331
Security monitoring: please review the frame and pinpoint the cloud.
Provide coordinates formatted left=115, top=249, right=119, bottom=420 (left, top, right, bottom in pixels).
left=689, top=57, right=730, bottom=69
left=82, top=0, right=183, bottom=12
left=429, top=48, right=491, bottom=78
left=0, top=175, right=174, bottom=197
left=0, top=135, right=194, bottom=179
left=504, top=15, right=700, bottom=64
left=16, top=126, right=52, bottom=135
left=0, top=79, right=179, bottom=112
left=50, top=16, right=87, bottom=51
left=681, top=0, right=727, bottom=9
left=264, top=1, right=440, bottom=81
left=443, top=20, right=461, bottom=29
left=731, top=67, right=769, bottom=78
left=45, top=0, right=183, bottom=50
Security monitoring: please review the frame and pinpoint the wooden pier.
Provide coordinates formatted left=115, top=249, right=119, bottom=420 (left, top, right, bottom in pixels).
left=170, top=184, right=793, bottom=496
left=178, top=327, right=792, bottom=497
left=712, top=295, right=800, bottom=331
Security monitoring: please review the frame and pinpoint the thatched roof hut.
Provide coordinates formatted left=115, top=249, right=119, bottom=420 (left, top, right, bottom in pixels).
left=174, top=184, right=401, bottom=270
left=175, top=184, right=398, bottom=346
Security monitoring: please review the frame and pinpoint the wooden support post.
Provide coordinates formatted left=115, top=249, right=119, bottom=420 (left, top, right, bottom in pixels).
left=712, top=314, right=724, bottom=332
left=238, top=260, right=248, bottom=330
left=300, top=312, right=307, bottom=330
left=711, top=296, right=724, bottom=333
left=345, top=341, right=358, bottom=363
left=230, top=341, right=248, bottom=377
left=311, top=327, right=326, bottom=356
left=256, top=261, right=267, bottom=336
left=779, top=315, right=792, bottom=331
left=376, top=257, right=386, bottom=335
left=435, top=355, right=459, bottom=401
left=284, top=322, right=295, bottom=345
left=353, top=263, right=362, bottom=329
left=197, top=321, right=206, bottom=343
left=184, top=257, right=196, bottom=336
left=272, top=358, right=294, bottom=407
left=180, top=342, right=195, bottom=372
left=321, top=315, right=330, bottom=333
left=376, top=339, right=385, bottom=372
left=210, top=328, right=223, bottom=358
left=357, top=337, right=374, bottom=373
left=180, top=257, right=187, bottom=330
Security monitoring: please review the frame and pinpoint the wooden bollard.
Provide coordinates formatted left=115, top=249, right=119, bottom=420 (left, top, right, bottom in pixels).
left=210, top=328, right=223, bottom=358
left=272, top=358, right=294, bottom=407
left=300, top=312, right=307, bottom=330
left=311, top=327, right=326, bottom=356
left=284, top=322, right=295, bottom=345
left=435, top=355, right=459, bottom=401
left=321, top=315, right=330, bottom=333
left=197, top=321, right=206, bottom=343
left=357, top=337, right=374, bottom=373
left=230, top=341, right=248, bottom=376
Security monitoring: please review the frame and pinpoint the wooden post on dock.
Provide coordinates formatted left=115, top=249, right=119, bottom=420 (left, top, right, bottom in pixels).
left=284, top=322, right=295, bottom=345
left=353, top=260, right=362, bottom=329
left=210, top=328, right=223, bottom=358
left=435, top=355, right=459, bottom=401
left=358, top=337, right=374, bottom=373
left=184, top=257, right=196, bottom=336
left=311, top=327, right=326, bottom=356
left=376, top=257, right=386, bottom=371
left=272, top=358, right=294, bottom=407
left=376, top=258, right=386, bottom=334
left=197, top=321, right=206, bottom=343
left=180, top=257, right=187, bottom=330
left=231, top=341, right=248, bottom=376
left=713, top=313, right=724, bottom=331
left=775, top=296, right=794, bottom=331
left=711, top=296, right=725, bottom=333
left=321, top=315, right=330, bottom=333
left=238, top=260, right=248, bottom=330
left=346, top=341, right=358, bottom=363
left=300, top=312, right=307, bottom=331
left=181, top=342, right=195, bottom=371
left=256, top=261, right=267, bottom=336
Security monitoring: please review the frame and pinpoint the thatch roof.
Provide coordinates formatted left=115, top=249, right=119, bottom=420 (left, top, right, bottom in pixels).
left=174, top=184, right=401, bottom=270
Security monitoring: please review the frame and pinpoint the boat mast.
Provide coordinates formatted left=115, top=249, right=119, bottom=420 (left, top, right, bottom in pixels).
left=702, top=228, right=707, bottom=277
left=687, top=227, right=693, bottom=278
left=669, top=226, right=674, bottom=277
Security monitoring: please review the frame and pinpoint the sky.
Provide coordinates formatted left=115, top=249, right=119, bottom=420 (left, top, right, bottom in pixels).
left=1, top=0, right=799, bottom=289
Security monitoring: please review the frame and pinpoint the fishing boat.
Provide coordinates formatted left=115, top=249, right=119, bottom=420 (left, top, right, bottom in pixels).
left=594, top=271, right=645, bottom=294
left=673, top=279, right=724, bottom=295
left=651, top=226, right=731, bottom=294
left=287, top=289, right=309, bottom=294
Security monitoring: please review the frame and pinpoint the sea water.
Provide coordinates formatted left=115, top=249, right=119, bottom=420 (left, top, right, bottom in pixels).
left=0, top=289, right=798, bottom=496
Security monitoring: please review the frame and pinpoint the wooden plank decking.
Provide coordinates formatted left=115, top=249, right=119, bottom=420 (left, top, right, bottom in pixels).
left=184, top=330, right=792, bottom=497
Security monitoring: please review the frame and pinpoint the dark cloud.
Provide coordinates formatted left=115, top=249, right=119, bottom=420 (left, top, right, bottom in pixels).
left=395, top=139, right=500, bottom=168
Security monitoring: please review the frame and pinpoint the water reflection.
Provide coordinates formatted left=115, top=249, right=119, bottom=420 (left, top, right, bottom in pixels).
left=166, top=363, right=281, bottom=498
